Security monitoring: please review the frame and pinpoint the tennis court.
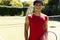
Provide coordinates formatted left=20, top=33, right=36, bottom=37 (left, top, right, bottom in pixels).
left=0, top=16, right=60, bottom=40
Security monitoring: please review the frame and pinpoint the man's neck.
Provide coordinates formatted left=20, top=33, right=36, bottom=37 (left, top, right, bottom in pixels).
left=34, top=11, right=41, bottom=16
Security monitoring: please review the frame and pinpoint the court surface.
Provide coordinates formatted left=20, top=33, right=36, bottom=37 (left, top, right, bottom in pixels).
left=0, top=16, right=60, bottom=40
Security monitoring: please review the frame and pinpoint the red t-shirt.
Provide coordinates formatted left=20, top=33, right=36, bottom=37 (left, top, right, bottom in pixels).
left=28, top=13, right=48, bottom=40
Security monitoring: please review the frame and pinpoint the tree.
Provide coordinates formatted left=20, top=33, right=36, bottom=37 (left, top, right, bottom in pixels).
left=0, top=0, right=12, bottom=6
left=47, top=0, right=58, bottom=6
left=41, top=0, right=60, bottom=16
left=10, top=0, right=23, bottom=7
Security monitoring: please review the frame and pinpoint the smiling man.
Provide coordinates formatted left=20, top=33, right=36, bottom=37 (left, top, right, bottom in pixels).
left=24, top=0, right=48, bottom=40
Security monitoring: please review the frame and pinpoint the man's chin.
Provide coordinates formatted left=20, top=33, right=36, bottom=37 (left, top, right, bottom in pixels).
left=36, top=10, right=41, bottom=12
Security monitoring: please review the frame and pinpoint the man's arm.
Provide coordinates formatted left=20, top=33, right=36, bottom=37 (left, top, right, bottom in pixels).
left=44, top=17, right=48, bottom=40
left=24, top=17, right=29, bottom=40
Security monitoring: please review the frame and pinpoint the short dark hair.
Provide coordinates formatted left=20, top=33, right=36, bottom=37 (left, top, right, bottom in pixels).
left=33, top=1, right=43, bottom=5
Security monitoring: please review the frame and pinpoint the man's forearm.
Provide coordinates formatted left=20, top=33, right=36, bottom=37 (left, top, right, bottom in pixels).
left=25, top=30, right=28, bottom=40
left=45, top=29, right=48, bottom=40
left=24, top=23, right=29, bottom=40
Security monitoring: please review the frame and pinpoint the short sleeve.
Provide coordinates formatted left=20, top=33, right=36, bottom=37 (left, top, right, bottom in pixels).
left=45, top=15, right=48, bottom=21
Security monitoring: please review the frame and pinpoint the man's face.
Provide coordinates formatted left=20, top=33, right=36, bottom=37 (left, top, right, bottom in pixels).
left=34, top=3, right=43, bottom=12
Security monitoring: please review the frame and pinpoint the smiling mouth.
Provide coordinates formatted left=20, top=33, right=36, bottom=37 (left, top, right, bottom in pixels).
left=36, top=8, right=40, bottom=9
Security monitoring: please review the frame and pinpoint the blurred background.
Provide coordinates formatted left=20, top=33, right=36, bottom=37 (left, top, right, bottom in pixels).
left=0, top=0, right=60, bottom=40
left=0, top=0, right=59, bottom=16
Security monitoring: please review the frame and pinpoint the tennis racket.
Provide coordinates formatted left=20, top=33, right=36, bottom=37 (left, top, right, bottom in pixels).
left=39, top=31, right=57, bottom=40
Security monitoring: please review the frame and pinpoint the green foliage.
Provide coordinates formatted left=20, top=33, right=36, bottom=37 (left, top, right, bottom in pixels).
left=0, top=0, right=59, bottom=16
left=22, top=2, right=30, bottom=8
left=10, top=0, right=23, bottom=7
left=42, top=0, right=60, bottom=16
left=58, top=6, right=60, bottom=15
left=43, top=0, right=48, bottom=6
left=0, top=0, right=11, bottom=6
left=0, top=0, right=23, bottom=7
left=42, top=5, right=60, bottom=16
left=22, top=2, right=30, bottom=16
left=0, top=7, right=22, bottom=16
left=47, top=0, right=58, bottom=6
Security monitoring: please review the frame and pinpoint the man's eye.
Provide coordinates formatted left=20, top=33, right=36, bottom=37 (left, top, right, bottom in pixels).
left=39, top=5, right=41, bottom=6
left=35, top=5, right=41, bottom=6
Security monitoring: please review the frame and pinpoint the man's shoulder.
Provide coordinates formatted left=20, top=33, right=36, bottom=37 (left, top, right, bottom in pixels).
left=41, top=13, right=48, bottom=20
left=41, top=13, right=48, bottom=17
left=27, top=13, right=33, bottom=17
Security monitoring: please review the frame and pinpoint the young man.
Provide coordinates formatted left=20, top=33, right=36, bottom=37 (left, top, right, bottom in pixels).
left=24, top=1, right=48, bottom=40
